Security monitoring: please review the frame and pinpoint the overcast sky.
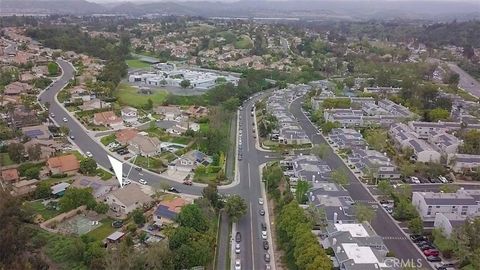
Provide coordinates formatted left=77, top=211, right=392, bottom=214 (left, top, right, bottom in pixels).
left=89, top=0, right=480, bottom=2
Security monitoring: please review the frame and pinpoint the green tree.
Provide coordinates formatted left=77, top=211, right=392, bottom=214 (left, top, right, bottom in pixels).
left=27, top=144, right=42, bottom=161
left=180, top=79, right=191, bottom=88
left=452, top=217, right=480, bottom=269
left=408, top=217, right=424, bottom=235
left=7, top=143, right=25, bottom=163
left=393, top=198, right=418, bottom=221
left=47, top=62, right=59, bottom=76
left=428, top=108, right=450, bottom=122
left=355, top=203, right=375, bottom=223
left=295, top=180, right=311, bottom=204
left=24, top=167, right=40, bottom=179
left=377, top=180, right=394, bottom=198
left=176, top=204, right=209, bottom=232
left=79, top=158, right=97, bottom=175
left=202, top=184, right=223, bottom=209
left=321, top=121, right=339, bottom=134
left=132, top=208, right=146, bottom=225
left=94, top=202, right=109, bottom=214
left=35, top=182, right=51, bottom=199
left=311, top=144, right=329, bottom=159
left=331, top=168, right=349, bottom=186
left=59, top=187, right=96, bottom=212
left=365, top=129, right=388, bottom=152
left=224, top=194, right=247, bottom=222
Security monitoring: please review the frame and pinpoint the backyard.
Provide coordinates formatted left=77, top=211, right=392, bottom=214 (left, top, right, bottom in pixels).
left=0, top=152, right=14, bottom=166
left=24, top=200, right=61, bottom=220
left=86, top=218, right=116, bottom=241
left=116, top=83, right=168, bottom=108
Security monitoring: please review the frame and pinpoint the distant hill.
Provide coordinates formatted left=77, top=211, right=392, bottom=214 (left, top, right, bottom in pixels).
left=1, top=0, right=479, bottom=21
left=0, top=0, right=105, bottom=14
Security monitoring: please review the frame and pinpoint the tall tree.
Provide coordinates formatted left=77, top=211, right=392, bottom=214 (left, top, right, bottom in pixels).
left=224, top=194, right=247, bottom=222
left=311, top=144, right=329, bottom=159
left=331, top=168, right=349, bottom=187
left=355, top=203, right=375, bottom=223
left=176, top=204, right=209, bottom=232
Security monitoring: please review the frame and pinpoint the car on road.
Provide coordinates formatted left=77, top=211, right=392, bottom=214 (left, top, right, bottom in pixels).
left=436, top=263, right=455, bottom=270
left=236, top=232, right=241, bottom=243
left=264, top=253, right=270, bottom=263
left=438, top=176, right=448, bottom=183
left=416, top=240, right=430, bottom=246
left=261, top=223, right=267, bottom=231
left=420, top=245, right=435, bottom=251
left=424, top=249, right=440, bottom=257
left=70, top=135, right=75, bottom=140
left=263, top=241, right=269, bottom=250
left=235, top=243, right=240, bottom=254
left=123, top=179, right=132, bottom=185
left=235, top=259, right=241, bottom=270
left=139, top=179, right=147, bottom=185
left=410, top=176, right=420, bottom=184
left=63, top=117, right=68, bottom=122
left=258, top=198, right=264, bottom=205
left=135, top=167, right=143, bottom=172
left=410, top=235, right=427, bottom=242
left=183, top=180, right=192, bottom=185
left=265, top=265, right=271, bottom=270
left=50, top=113, right=55, bottom=118
left=427, top=256, right=442, bottom=262
left=85, top=151, right=93, bottom=158
left=168, top=187, right=179, bottom=193
left=262, top=230, right=267, bottom=240
left=259, top=209, right=265, bottom=216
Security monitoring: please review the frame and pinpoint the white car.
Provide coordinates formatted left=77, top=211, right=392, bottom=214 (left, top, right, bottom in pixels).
left=410, top=176, right=420, bottom=184
left=139, top=179, right=147, bottom=185
left=123, top=179, right=132, bottom=185
left=262, top=230, right=267, bottom=240
left=235, top=243, right=240, bottom=254
left=235, top=259, right=241, bottom=270
left=85, top=151, right=93, bottom=158
left=50, top=113, right=55, bottom=118
left=258, top=198, right=264, bottom=205
left=63, top=117, right=68, bottom=122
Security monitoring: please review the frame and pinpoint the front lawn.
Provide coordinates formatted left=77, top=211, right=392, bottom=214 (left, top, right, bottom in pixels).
left=200, top=123, right=209, bottom=133
left=96, top=168, right=113, bottom=180
left=116, top=83, right=168, bottom=108
left=0, top=152, right=14, bottom=166
left=126, top=59, right=151, bottom=69
left=169, top=136, right=192, bottom=145
left=86, top=218, right=116, bottom=241
left=133, top=155, right=165, bottom=172
left=101, top=134, right=116, bottom=146
left=24, top=201, right=61, bottom=220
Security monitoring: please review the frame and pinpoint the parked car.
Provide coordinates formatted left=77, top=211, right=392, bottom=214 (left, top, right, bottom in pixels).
left=410, top=235, right=428, bottom=242
left=259, top=209, right=265, bottom=216
left=168, top=187, right=179, bottom=193
left=235, top=259, right=241, bottom=270
left=85, top=151, right=93, bottom=158
left=436, top=263, right=455, bottom=270
left=183, top=180, right=193, bottom=185
left=427, top=256, right=442, bottom=262
left=264, top=253, right=270, bottom=263
left=424, top=249, right=440, bottom=257
left=258, top=198, right=264, bottom=205
left=410, top=176, right=420, bottom=184
left=70, top=135, right=75, bottom=140
left=63, top=117, right=68, bottom=122
left=438, top=176, right=448, bottom=183
left=112, top=220, right=123, bottom=228
left=420, top=245, right=435, bottom=251
left=262, top=231, right=267, bottom=240
left=416, top=240, right=430, bottom=246
left=50, top=113, right=55, bottom=118
left=135, top=167, right=143, bottom=172
left=265, top=265, right=271, bottom=270
left=123, top=179, right=132, bottom=185
left=263, top=241, right=269, bottom=250
left=235, top=243, right=241, bottom=254
left=139, top=179, right=147, bottom=185
left=261, top=223, right=267, bottom=231
left=236, top=232, right=242, bottom=243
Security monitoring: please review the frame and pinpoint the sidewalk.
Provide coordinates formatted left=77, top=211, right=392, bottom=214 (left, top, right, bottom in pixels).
left=215, top=211, right=230, bottom=270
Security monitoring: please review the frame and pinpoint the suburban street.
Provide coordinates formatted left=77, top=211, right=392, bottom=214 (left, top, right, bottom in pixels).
left=38, top=60, right=204, bottom=196
left=447, top=62, right=480, bottom=98
left=289, top=97, right=433, bottom=269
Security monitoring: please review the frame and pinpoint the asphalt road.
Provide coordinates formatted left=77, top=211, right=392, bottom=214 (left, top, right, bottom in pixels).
left=225, top=96, right=277, bottom=270
left=39, top=59, right=204, bottom=195
left=447, top=63, right=480, bottom=98
left=289, top=97, right=433, bottom=269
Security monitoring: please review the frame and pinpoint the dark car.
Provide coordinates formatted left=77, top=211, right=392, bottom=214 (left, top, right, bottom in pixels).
left=259, top=209, right=265, bottom=216
left=427, top=256, right=441, bottom=262
left=436, top=263, right=455, bottom=270
left=264, top=253, right=270, bottom=263
left=416, top=241, right=429, bottom=246
left=135, top=167, right=143, bottom=172
left=411, top=235, right=428, bottom=242
left=263, top=241, right=269, bottom=250
left=236, top=232, right=241, bottom=243
left=112, top=220, right=123, bottom=228
left=168, top=187, right=180, bottom=193
left=419, top=245, right=434, bottom=251
left=261, top=223, right=267, bottom=231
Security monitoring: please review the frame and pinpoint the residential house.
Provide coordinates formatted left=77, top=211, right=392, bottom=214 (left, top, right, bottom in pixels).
left=328, top=128, right=366, bottom=150
left=412, top=189, right=480, bottom=221
left=364, top=86, right=401, bottom=94
left=47, top=154, right=80, bottom=175
left=115, top=129, right=139, bottom=145
left=128, top=134, right=161, bottom=156
left=409, top=121, right=480, bottom=139
left=10, top=106, right=40, bottom=128
left=4, top=81, right=33, bottom=96
left=433, top=213, right=468, bottom=237
left=320, top=222, right=393, bottom=270
left=324, top=109, right=363, bottom=127
left=154, top=106, right=182, bottom=120
left=448, top=154, right=480, bottom=172
left=1, top=168, right=20, bottom=184
left=308, top=182, right=356, bottom=223
left=428, top=131, right=462, bottom=155
left=183, top=150, right=212, bottom=166
left=24, top=139, right=61, bottom=160
left=278, top=127, right=311, bottom=145
left=153, top=197, right=189, bottom=225
left=11, top=179, right=38, bottom=197
left=121, top=107, right=138, bottom=124
left=186, top=106, right=208, bottom=119
left=280, top=154, right=332, bottom=184
left=168, top=156, right=196, bottom=172
left=79, top=99, right=111, bottom=111
left=389, top=123, right=441, bottom=163
left=348, top=148, right=400, bottom=179
left=72, top=178, right=117, bottom=198
left=105, top=184, right=153, bottom=215
left=93, top=111, right=123, bottom=129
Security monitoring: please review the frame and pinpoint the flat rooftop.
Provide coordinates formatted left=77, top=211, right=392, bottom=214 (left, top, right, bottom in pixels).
left=342, top=243, right=380, bottom=264
left=334, top=223, right=370, bottom=238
